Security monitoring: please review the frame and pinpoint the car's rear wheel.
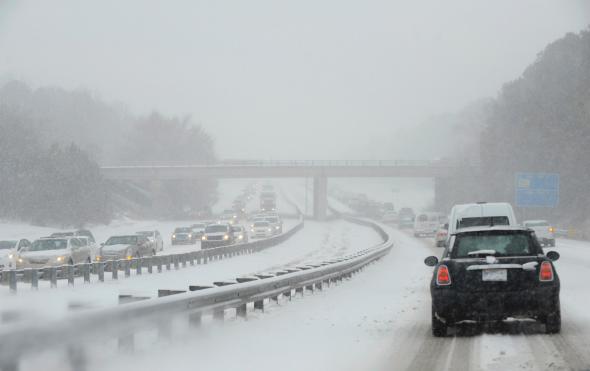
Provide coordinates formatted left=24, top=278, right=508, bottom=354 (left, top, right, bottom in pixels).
left=545, top=310, right=561, bottom=334
left=431, top=306, right=447, bottom=337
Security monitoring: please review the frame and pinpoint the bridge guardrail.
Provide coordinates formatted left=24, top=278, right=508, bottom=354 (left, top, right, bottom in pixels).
left=0, top=217, right=304, bottom=293
left=101, top=159, right=480, bottom=168
left=0, top=216, right=392, bottom=370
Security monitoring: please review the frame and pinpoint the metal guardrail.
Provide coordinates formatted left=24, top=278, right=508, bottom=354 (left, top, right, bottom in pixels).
left=0, top=218, right=304, bottom=293
left=0, top=217, right=393, bottom=370
left=100, top=159, right=481, bottom=168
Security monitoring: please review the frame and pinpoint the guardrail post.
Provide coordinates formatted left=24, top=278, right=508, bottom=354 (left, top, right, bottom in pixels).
left=174, top=255, right=180, bottom=270
left=203, top=250, right=209, bottom=264
left=97, top=262, right=104, bottom=282
left=283, top=289, right=292, bottom=301
left=196, top=252, right=202, bottom=265
left=189, top=252, right=195, bottom=266
left=253, top=299, right=264, bottom=312
left=47, top=267, right=57, bottom=288
left=295, top=287, right=304, bottom=297
left=157, top=290, right=185, bottom=340
left=315, top=282, right=323, bottom=291
left=66, top=345, right=87, bottom=371
left=182, top=254, right=187, bottom=268
left=82, top=263, right=90, bottom=283
left=157, top=256, right=163, bottom=273
left=30, top=269, right=38, bottom=290
left=124, top=260, right=131, bottom=278
left=147, top=257, right=153, bottom=274
left=135, top=258, right=142, bottom=275
left=305, top=284, right=314, bottom=293
left=8, top=270, right=17, bottom=293
left=111, top=261, right=118, bottom=280
left=67, top=265, right=74, bottom=286
left=166, top=256, right=171, bottom=271
left=117, top=295, right=144, bottom=352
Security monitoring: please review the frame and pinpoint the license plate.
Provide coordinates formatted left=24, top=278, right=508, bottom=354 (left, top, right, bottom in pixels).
left=482, top=269, right=507, bottom=281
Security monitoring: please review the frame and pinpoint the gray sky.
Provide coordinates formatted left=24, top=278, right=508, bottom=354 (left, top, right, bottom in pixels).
left=0, top=0, right=588, bottom=160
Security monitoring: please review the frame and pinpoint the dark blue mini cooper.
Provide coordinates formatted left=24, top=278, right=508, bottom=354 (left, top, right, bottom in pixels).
left=424, top=226, right=560, bottom=337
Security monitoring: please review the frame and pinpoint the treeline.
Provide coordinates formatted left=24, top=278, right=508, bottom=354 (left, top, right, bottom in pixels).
left=0, top=81, right=217, bottom=226
left=437, top=27, right=590, bottom=231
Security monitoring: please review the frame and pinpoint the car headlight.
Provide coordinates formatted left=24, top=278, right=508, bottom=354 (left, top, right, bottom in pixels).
left=18, top=257, right=23, bottom=263
left=268, top=228, right=272, bottom=232
left=95, top=256, right=102, bottom=262
left=172, top=234, right=176, bottom=239
left=223, top=235, right=229, bottom=240
left=188, top=234, right=192, bottom=238
left=8, top=253, right=13, bottom=259
left=238, top=235, right=243, bottom=240
left=202, top=235, right=207, bottom=241
left=250, top=229, right=255, bottom=232
left=56, top=256, right=65, bottom=262
left=275, top=226, right=280, bottom=229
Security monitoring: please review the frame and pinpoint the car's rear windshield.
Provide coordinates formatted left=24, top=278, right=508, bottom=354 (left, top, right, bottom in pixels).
left=458, top=216, right=509, bottom=229
left=105, top=236, right=137, bottom=245
left=0, top=241, right=17, bottom=250
left=452, top=231, right=537, bottom=258
left=254, top=222, right=269, bottom=227
left=525, top=221, right=549, bottom=227
left=29, top=239, right=68, bottom=251
left=206, top=225, right=228, bottom=233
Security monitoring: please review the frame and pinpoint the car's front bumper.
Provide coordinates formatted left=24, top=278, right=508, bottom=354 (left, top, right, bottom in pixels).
left=432, top=286, right=560, bottom=323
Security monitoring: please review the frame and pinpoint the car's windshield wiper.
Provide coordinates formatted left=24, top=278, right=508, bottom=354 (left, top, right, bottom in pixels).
left=467, top=249, right=497, bottom=256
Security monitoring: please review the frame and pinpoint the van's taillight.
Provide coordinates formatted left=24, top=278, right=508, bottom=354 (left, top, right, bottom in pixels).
left=539, top=261, right=554, bottom=281
left=436, top=265, right=451, bottom=286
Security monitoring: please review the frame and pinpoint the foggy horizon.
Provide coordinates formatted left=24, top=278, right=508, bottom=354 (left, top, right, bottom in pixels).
left=1, top=0, right=589, bottom=160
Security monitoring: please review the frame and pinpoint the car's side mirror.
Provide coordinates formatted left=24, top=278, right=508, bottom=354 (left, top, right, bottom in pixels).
left=424, top=256, right=439, bottom=267
left=546, top=251, right=560, bottom=261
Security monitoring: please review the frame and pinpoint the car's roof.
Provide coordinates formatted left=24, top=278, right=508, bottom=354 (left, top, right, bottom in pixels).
left=523, top=219, right=549, bottom=224
left=453, top=225, right=530, bottom=235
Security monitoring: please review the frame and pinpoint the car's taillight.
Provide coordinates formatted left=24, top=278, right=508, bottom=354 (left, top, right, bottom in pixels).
left=539, top=261, right=554, bottom=281
left=436, top=265, right=451, bottom=286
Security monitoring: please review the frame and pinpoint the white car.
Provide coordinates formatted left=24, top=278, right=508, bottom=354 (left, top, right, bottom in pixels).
left=0, top=239, right=31, bottom=270
left=250, top=221, right=274, bottom=239
left=523, top=220, right=556, bottom=247
left=76, top=236, right=100, bottom=262
left=136, top=230, right=164, bottom=252
left=16, top=238, right=93, bottom=268
left=263, top=215, right=283, bottom=235
left=414, top=212, right=442, bottom=237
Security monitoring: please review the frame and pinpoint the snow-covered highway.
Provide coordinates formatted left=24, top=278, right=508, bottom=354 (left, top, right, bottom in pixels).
left=82, top=229, right=590, bottom=371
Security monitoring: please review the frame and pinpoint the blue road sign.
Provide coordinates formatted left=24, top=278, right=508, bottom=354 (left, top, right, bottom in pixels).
left=515, top=173, right=559, bottom=208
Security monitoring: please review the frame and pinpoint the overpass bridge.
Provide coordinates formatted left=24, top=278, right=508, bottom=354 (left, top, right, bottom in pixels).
left=100, top=160, right=477, bottom=219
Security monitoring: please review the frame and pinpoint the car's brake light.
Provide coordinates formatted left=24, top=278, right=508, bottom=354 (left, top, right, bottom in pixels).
left=539, top=261, right=554, bottom=281
left=436, top=265, right=451, bottom=286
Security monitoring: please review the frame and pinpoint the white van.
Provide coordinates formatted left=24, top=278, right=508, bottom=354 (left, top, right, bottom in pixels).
left=447, top=202, right=517, bottom=240
left=414, top=212, right=443, bottom=237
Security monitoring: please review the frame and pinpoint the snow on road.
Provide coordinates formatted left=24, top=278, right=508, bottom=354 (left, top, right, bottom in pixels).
left=91, top=228, right=590, bottom=371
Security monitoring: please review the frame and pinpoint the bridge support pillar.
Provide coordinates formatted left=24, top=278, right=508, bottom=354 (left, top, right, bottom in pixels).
left=313, top=176, right=328, bottom=221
